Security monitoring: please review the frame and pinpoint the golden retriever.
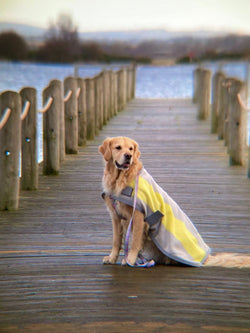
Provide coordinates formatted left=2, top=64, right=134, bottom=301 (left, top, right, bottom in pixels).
left=99, top=136, right=250, bottom=268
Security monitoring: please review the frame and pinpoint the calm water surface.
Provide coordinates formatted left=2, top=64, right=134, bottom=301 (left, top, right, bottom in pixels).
left=1, top=60, right=249, bottom=102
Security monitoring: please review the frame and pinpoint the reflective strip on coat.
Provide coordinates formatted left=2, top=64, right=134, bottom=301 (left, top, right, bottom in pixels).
left=110, top=168, right=211, bottom=267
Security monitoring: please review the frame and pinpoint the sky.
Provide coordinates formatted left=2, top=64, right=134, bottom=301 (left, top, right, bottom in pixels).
left=1, top=0, right=250, bottom=34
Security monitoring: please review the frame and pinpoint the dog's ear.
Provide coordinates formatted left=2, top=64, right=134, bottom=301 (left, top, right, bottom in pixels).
left=133, top=140, right=141, bottom=161
left=98, top=137, right=112, bottom=161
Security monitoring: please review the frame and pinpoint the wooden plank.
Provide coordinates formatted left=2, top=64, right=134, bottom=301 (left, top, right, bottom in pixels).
left=0, top=98, right=249, bottom=332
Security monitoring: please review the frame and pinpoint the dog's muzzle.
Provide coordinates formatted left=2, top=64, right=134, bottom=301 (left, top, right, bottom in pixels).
left=115, top=154, right=132, bottom=170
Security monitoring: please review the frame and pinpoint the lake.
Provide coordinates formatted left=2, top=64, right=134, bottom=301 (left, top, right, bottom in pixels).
left=0, top=60, right=249, bottom=162
left=1, top=60, right=249, bottom=102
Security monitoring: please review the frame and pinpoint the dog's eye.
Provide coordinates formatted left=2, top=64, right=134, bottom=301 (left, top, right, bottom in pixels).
left=116, top=146, right=122, bottom=150
left=129, top=147, right=133, bottom=151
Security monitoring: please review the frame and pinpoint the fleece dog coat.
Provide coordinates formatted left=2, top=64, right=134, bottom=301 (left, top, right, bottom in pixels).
left=110, top=168, right=211, bottom=267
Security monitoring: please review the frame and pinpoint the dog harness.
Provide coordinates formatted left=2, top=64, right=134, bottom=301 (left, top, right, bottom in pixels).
left=109, top=168, right=211, bottom=267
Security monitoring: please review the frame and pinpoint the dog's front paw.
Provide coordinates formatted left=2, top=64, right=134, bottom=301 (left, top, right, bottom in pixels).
left=126, top=252, right=137, bottom=266
left=121, top=255, right=136, bottom=266
left=103, top=255, right=117, bottom=265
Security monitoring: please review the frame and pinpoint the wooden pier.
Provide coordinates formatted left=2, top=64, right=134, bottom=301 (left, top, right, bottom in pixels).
left=0, top=98, right=250, bottom=332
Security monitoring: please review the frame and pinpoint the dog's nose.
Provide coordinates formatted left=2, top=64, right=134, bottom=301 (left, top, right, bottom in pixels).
left=124, top=153, right=132, bottom=161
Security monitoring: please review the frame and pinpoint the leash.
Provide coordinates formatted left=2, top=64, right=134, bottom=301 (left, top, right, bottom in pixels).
left=124, top=173, right=155, bottom=268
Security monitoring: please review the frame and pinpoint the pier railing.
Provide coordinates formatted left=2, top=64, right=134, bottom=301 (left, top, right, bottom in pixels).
left=193, top=67, right=250, bottom=178
left=0, top=64, right=136, bottom=210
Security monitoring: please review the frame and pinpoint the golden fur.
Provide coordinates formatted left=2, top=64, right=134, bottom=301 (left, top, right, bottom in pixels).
left=99, top=136, right=250, bottom=268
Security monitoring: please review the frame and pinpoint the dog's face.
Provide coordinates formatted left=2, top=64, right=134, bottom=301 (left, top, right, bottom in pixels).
left=99, top=137, right=140, bottom=170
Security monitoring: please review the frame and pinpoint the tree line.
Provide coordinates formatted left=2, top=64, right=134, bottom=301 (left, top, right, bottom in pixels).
left=0, top=14, right=150, bottom=63
left=0, top=14, right=249, bottom=64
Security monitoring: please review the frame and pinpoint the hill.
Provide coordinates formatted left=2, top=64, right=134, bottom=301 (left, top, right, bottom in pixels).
left=0, top=22, right=229, bottom=44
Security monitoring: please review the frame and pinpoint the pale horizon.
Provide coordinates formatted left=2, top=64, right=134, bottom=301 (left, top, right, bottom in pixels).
left=1, top=20, right=248, bottom=36
left=1, top=0, right=250, bottom=35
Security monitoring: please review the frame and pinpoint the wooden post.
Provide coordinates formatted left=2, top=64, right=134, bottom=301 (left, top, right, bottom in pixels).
left=228, top=79, right=247, bottom=166
left=123, top=67, right=128, bottom=104
left=127, top=65, right=133, bottom=101
left=126, top=66, right=131, bottom=102
left=218, top=78, right=227, bottom=140
left=123, top=68, right=127, bottom=107
left=0, top=91, right=21, bottom=210
left=113, top=71, right=118, bottom=116
left=50, top=80, right=65, bottom=164
left=248, top=145, right=250, bottom=178
left=245, top=62, right=249, bottom=103
left=197, top=69, right=212, bottom=120
left=20, top=87, right=38, bottom=190
left=127, top=66, right=132, bottom=102
left=193, top=67, right=202, bottom=103
left=43, top=82, right=60, bottom=175
left=218, top=78, right=231, bottom=143
left=77, top=77, right=87, bottom=146
left=102, top=71, right=108, bottom=124
left=131, top=63, right=137, bottom=99
left=98, top=72, right=104, bottom=129
left=85, top=78, right=95, bottom=140
left=105, top=70, right=111, bottom=121
left=117, top=69, right=126, bottom=112
left=94, top=75, right=100, bottom=136
left=64, top=77, right=78, bottom=154
left=211, top=72, right=225, bottom=134
left=109, top=70, right=115, bottom=118
left=43, top=80, right=64, bottom=163
left=107, top=71, right=112, bottom=119
left=117, top=69, right=121, bottom=112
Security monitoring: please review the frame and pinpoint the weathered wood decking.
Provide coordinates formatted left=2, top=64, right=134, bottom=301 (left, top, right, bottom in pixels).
left=0, top=99, right=250, bottom=332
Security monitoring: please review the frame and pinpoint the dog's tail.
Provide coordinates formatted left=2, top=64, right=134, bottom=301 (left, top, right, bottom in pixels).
left=204, top=253, right=250, bottom=268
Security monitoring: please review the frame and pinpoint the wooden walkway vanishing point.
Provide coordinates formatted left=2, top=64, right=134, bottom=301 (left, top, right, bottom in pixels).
left=0, top=98, right=250, bottom=333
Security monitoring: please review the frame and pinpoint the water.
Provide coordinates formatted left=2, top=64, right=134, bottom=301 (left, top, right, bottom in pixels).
left=0, top=62, right=104, bottom=109
left=0, top=60, right=249, bottom=162
left=136, top=64, right=196, bottom=98
left=136, top=61, right=249, bottom=98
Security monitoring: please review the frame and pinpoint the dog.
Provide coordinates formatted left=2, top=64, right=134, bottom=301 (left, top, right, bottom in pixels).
left=99, top=136, right=250, bottom=268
